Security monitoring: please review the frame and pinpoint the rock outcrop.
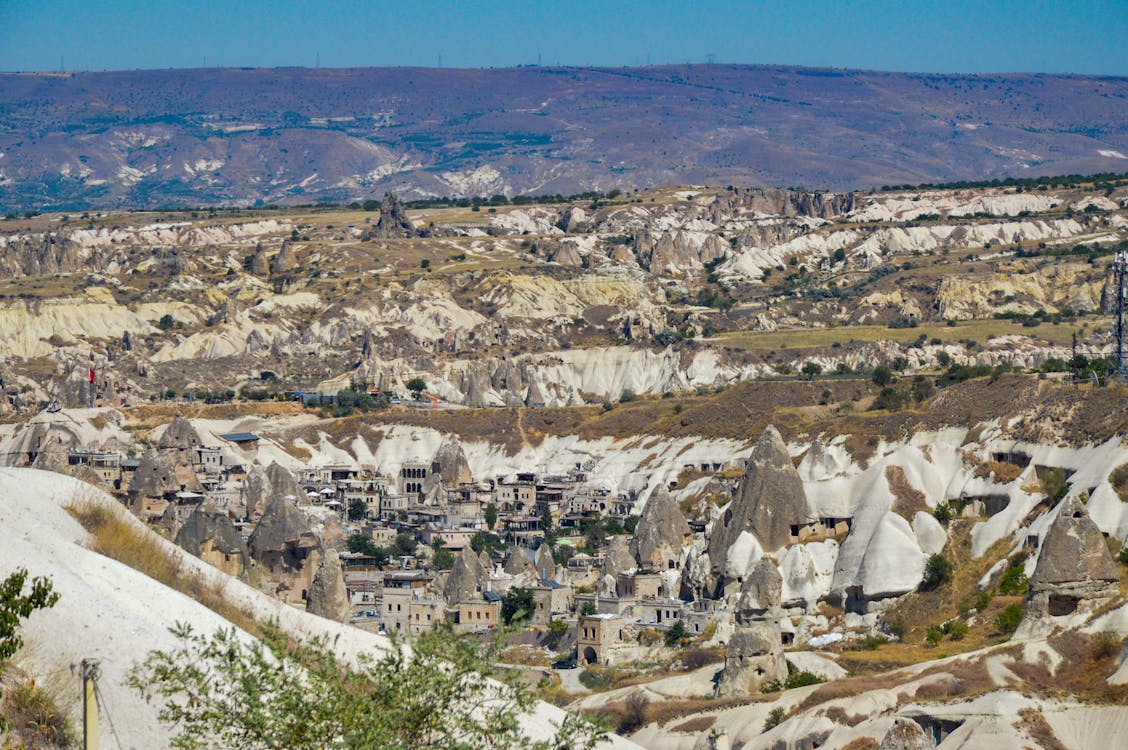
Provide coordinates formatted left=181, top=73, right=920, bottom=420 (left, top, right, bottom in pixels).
left=174, top=502, right=250, bottom=579
left=716, top=558, right=787, bottom=696
left=271, top=240, right=296, bottom=274
left=248, top=496, right=323, bottom=605
left=877, top=718, right=934, bottom=750
left=157, top=415, right=201, bottom=461
left=705, top=426, right=813, bottom=596
left=734, top=558, right=783, bottom=622
left=715, top=622, right=788, bottom=697
left=504, top=546, right=538, bottom=577
left=374, top=193, right=419, bottom=239
left=533, top=543, right=557, bottom=581
left=1018, top=495, right=1121, bottom=637
left=243, top=461, right=303, bottom=519
left=602, top=536, right=637, bottom=577
left=633, top=228, right=728, bottom=277
left=431, top=435, right=472, bottom=487
left=129, top=448, right=180, bottom=501
left=444, top=546, right=488, bottom=603
left=306, top=549, right=351, bottom=623
left=250, top=243, right=270, bottom=276
left=630, top=485, right=690, bottom=570
left=713, top=187, right=856, bottom=220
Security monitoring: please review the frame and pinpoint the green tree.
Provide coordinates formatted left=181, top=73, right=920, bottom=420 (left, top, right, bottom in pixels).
left=471, top=531, right=504, bottom=557
left=801, top=362, right=823, bottom=379
left=501, top=587, right=535, bottom=625
left=347, top=497, right=368, bottom=521
left=1, top=569, right=58, bottom=662
left=128, top=621, right=605, bottom=750
left=872, top=365, right=893, bottom=386
left=484, top=503, right=498, bottom=531
left=994, top=603, right=1024, bottom=634
left=664, top=620, right=688, bottom=647
left=405, top=377, right=427, bottom=400
left=1, top=569, right=59, bottom=732
left=998, top=564, right=1029, bottom=595
left=431, top=540, right=455, bottom=571
left=345, top=534, right=389, bottom=565
left=920, top=554, right=953, bottom=591
left=911, top=376, right=936, bottom=402
left=157, top=313, right=176, bottom=331
left=580, top=601, right=597, bottom=617
left=393, top=531, right=418, bottom=558
left=933, top=501, right=952, bottom=525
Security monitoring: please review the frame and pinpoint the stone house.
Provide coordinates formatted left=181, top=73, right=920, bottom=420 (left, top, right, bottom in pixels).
left=636, top=598, right=687, bottom=629
left=453, top=594, right=502, bottom=633
left=526, top=579, right=573, bottom=626
left=67, top=450, right=121, bottom=486
left=577, top=613, right=634, bottom=667
left=408, top=597, right=445, bottom=634
left=399, top=460, right=431, bottom=495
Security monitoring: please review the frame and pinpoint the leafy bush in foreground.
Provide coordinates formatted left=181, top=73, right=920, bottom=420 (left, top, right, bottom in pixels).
left=129, top=621, right=605, bottom=750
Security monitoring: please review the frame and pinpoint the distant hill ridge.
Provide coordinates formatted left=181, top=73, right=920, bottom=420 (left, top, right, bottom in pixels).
left=0, top=64, right=1126, bottom=210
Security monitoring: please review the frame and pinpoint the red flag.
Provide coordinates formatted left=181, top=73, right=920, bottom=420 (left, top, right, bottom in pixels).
left=89, top=367, right=95, bottom=384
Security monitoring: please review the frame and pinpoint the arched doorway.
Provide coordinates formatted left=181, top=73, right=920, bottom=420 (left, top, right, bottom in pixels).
left=582, top=646, right=597, bottom=665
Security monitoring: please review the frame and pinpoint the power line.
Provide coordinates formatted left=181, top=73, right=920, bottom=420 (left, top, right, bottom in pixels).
left=92, top=671, right=125, bottom=750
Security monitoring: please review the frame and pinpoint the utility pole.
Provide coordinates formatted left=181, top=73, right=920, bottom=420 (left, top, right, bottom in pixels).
left=1071, top=331, right=1078, bottom=385
left=80, top=659, right=100, bottom=750
left=1115, top=252, right=1128, bottom=383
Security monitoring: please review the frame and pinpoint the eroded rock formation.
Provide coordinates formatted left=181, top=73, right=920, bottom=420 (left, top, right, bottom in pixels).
left=374, top=193, right=419, bottom=239
left=716, top=558, right=787, bottom=696
left=705, top=426, right=813, bottom=596
left=175, top=502, right=251, bottom=579
left=307, top=549, right=351, bottom=623
left=444, top=546, right=489, bottom=603
left=1018, top=495, right=1121, bottom=637
left=630, top=485, right=691, bottom=571
left=248, top=495, right=323, bottom=605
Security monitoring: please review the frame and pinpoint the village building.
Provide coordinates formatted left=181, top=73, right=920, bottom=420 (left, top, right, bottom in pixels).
left=67, top=449, right=122, bottom=487
left=380, top=570, right=435, bottom=632
left=577, top=613, right=634, bottom=667
left=452, top=593, right=502, bottom=633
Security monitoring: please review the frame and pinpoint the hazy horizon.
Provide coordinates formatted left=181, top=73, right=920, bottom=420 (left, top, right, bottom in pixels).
left=2, top=0, right=1126, bottom=76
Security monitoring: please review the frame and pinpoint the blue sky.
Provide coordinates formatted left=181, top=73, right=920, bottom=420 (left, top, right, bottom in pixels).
left=1, top=0, right=1125, bottom=74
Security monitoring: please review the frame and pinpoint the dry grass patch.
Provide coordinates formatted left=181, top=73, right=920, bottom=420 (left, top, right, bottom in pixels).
left=0, top=667, right=76, bottom=749
left=668, top=715, right=716, bottom=733
left=1014, top=707, right=1069, bottom=750
left=64, top=495, right=264, bottom=637
left=1006, top=631, right=1128, bottom=704
left=795, top=674, right=896, bottom=714
left=840, top=739, right=880, bottom=750
left=975, top=460, right=1026, bottom=483
left=886, top=465, right=928, bottom=518
left=126, top=400, right=306, bottom=425
left=822, top=705, right=868, bottom=727
left=640, top=696, right=763, bottom=728
left=1110, top=463, right=1128, bottom=502
left=874, top=528, right=1015, bottom=653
